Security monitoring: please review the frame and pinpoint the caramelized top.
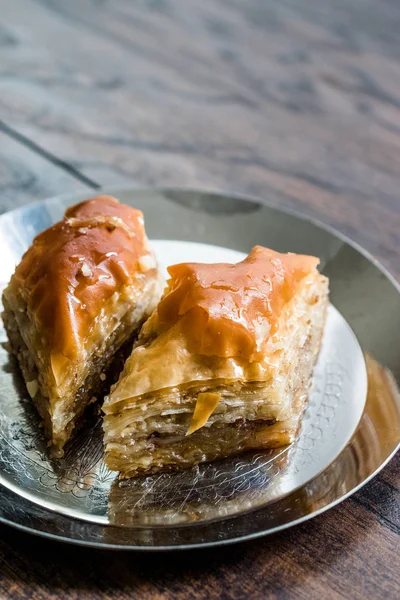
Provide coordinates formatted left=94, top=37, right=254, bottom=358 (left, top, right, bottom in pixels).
left=12, top=195, right=150, bottom=360
left=157, top=246, right=319, bottom=360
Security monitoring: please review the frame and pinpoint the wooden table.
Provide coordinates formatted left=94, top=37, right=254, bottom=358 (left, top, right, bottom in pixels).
left=0, top=1, right=399, bottom=598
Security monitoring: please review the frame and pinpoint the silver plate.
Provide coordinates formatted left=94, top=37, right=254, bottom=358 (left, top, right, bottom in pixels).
left=0, top=187, right=399, bottom=550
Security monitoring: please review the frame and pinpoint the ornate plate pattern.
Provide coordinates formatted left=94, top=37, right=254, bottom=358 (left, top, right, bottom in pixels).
left=0, top=187, right=398, bottom=549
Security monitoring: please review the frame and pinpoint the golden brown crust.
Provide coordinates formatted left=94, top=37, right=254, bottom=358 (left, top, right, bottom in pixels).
left=157, top=246, right=319, bottom=360
left=10, top=195, right=151, bottom=360
left=2, top=195, right=162, bottom=452
left=103, top=246, right=328, bottom=478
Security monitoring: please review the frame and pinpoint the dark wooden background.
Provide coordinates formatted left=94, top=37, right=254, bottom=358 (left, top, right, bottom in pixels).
left=0, top=1, right=399, bottom=598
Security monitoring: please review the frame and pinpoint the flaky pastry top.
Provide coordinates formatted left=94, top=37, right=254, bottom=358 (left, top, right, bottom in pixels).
left=157, top=246, right=319, bottom=361
left=11, top=195, right=152, bottom=360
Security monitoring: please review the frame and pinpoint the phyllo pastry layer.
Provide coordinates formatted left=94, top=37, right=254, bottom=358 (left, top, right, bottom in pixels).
left=103, top=246, right=329, bottom=477
left=2, top=195, right=163, bottom=454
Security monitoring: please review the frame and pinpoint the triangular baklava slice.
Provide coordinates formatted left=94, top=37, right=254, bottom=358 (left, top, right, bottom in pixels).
left=2, top=195, right=163, bottom=454
left=103, top=246, right=328, bottom=478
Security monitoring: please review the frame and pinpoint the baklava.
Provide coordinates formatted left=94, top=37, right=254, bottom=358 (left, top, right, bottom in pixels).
left=2, top=195, right=162, bottom=454
left=103, top=245, right=328, bottom=478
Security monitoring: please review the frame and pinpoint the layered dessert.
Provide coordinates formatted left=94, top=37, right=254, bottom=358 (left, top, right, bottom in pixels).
left=2, top=195, right=162, bottom=454
left=103, top=246, right=328, bottom=477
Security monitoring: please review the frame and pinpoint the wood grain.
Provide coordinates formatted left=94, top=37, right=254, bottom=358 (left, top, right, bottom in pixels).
left=0, top=0, right=399, bottom=598
left=0, top=0, right=400, bottom=273
left=0, top=129, right=91, bottom=212
left=0, top=461, right=398, bottom=600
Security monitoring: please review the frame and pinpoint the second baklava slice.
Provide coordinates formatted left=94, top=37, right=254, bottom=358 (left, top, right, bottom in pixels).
left=103, top=246, right=328, bottom=477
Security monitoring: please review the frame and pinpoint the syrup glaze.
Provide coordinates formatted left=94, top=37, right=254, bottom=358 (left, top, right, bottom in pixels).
left=12, top=196, right=149, bottom=360
left=158, top=246, right=319, bottom=361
